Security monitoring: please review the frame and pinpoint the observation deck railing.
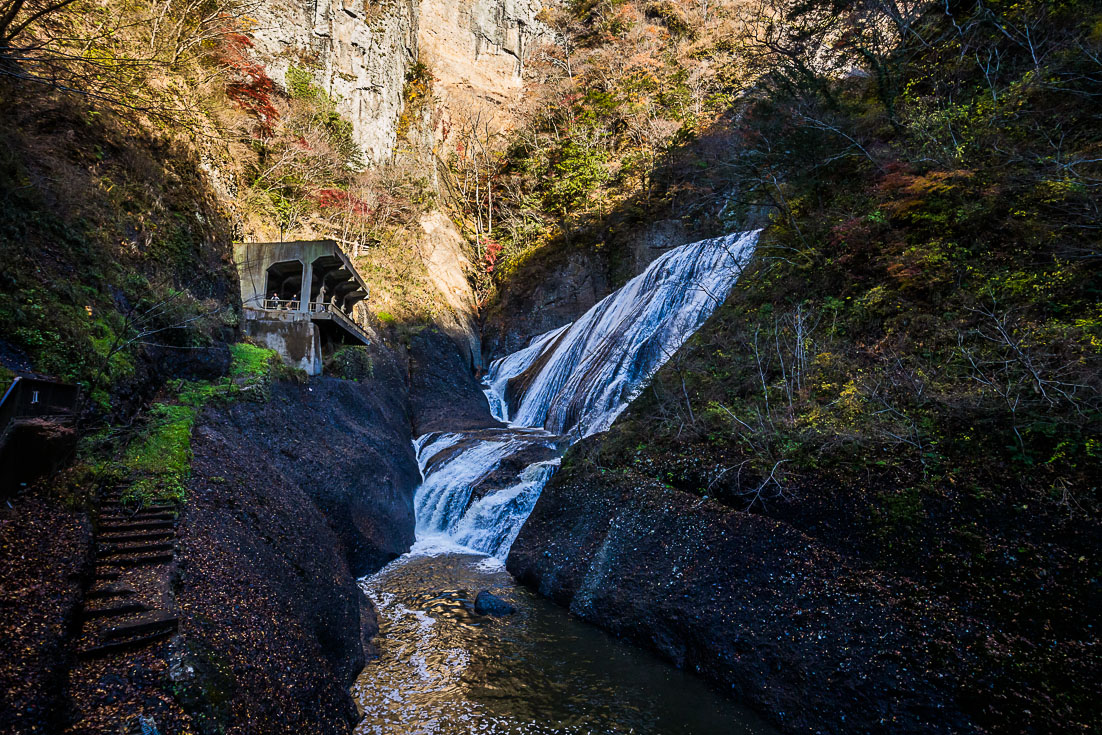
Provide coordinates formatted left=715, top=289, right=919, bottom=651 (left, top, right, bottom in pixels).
left=251, top=299, right=370, bottom=345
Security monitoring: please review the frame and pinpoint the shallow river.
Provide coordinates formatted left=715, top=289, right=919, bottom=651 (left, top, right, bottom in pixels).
left=352, top=550, right=776, bottom=735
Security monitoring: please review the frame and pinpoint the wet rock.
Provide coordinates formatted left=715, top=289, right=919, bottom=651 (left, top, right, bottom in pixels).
left=483, top=250, right=610, bottom=359
left=508, top=437, right=979, bottom=735
left=409, top=328, right=502, bottom=435
left=465, top=442, right=560, bottom=509
left=474, top=590, right=515, bottom=616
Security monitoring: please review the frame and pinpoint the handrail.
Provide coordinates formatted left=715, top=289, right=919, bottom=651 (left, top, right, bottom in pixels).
left=0, top=377, right=22, bottom=444
left=247, top=300, right=370, bottom=344
left=0, top=376, right=20, bottom=412
left=314, top=302, right=372, bottom=344
left=261, top=298, right=300, bottom=310
left=0, top=376, right=80, bottom=447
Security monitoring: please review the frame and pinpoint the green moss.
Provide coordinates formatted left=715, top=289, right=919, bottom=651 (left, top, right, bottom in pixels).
left=176, top=380, right=223, bottom=407
left=122, top=403, right=197, bottom=504
left=120, top=342, right=276, bottom=504
left=229, top=342, right=276, bottom=380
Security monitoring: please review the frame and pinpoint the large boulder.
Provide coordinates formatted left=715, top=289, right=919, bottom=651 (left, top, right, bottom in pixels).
left=474, top=590, right=515, bottom=617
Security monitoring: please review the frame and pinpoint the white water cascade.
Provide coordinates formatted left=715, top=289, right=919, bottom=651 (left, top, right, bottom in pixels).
left=411, top=230, right=759, bottom=559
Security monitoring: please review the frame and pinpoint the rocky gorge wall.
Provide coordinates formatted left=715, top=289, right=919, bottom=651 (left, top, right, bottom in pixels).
left=167, top=326, right=502, bottom=732
left=507, top=441, right=979, bottom=735
left=170, top=342, right=421, bottom=732
left=249, top=0, right=419, bottom=164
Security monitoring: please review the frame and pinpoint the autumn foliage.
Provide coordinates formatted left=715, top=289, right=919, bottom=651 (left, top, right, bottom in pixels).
left=314, top=188, right=372, bottom=216
left=216, top=31, right=280, bottom=135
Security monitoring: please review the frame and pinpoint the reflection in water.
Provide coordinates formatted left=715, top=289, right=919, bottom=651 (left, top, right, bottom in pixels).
left=353, top=553, right=776, bottom=735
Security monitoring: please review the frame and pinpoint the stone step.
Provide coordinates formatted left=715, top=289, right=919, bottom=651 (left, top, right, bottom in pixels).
left=98, top=520, right=175, bottom=533
left=104, top=611, right=178, bottom=640
left=100, top=512, right=177, bottom=523
left=101, top=502, right=175, bottom=511
left=98, top=542, right=174, bottom=557
left=100, top=553, right=174, bottom=568
left=93, top=570, right=121, bottom=581
left=79, top=612, right=178, bottom=658
left=82, top=601, right=149, bottom=619
left=97, top=530, right=175, bottom=543
left=85, top=585, right=136, bottom=601
left=104, top=612, right=178, bottom=639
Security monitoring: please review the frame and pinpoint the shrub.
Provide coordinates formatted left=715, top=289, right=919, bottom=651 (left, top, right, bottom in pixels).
left=328, top=345, right=374, bottom=381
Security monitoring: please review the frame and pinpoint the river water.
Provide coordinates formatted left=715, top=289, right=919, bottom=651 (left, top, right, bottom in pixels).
left=354, top=233, right=773, bottom=734
left=352, top=550, right=774, bottom=735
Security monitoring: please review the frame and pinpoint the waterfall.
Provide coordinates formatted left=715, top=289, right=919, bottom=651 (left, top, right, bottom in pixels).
left=412, top=230, right=759, bottom=559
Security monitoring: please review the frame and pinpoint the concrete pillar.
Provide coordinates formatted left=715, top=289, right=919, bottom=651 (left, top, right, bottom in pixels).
left=299, top=259, right=312, bottom=313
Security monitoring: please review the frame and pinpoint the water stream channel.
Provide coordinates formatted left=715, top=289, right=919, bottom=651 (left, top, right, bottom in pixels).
left=353, top=233, right=776, bottom=734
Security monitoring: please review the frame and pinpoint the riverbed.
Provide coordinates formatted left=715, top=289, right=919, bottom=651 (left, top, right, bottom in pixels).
left=353, top=549, right=776, bottom=735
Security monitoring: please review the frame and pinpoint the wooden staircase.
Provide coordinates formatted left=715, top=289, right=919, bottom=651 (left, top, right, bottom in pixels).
left=76, top=491, right=180, bottom=658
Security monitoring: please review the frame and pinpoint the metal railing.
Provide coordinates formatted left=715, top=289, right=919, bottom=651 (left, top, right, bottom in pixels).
left=0, top=376, right=80, bottom=447
left=248, top=298, right=370, bottom=344
left=261, top=298, right=300, bottom=310
left=311, top=302, right=372, bottom=344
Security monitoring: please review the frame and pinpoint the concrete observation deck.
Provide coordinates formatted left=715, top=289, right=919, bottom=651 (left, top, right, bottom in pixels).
left=234, top=240, right=371, bottom=375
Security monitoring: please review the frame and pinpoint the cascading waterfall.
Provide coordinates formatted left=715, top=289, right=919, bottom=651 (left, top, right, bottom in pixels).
left=412, top=230, right=759, bottom=559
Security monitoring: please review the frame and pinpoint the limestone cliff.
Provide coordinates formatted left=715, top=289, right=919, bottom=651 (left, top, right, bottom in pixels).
left=249, top=0, right=419, bottom=164
left=420, top=0, right=547, bottom=134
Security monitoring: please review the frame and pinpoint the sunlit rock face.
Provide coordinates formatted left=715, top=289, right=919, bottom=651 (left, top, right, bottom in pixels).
left=419, top=0, right=547, bottom=133
left=249, top=0, right=419, bottom=164
left=418, top=211, right=484, bottom=370
left=245, top=0, right=547, bottom=164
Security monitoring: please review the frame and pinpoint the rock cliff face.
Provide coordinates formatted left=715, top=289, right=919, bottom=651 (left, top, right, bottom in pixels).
left=417, top=211, right=484, bottom=370
left=420, top=0, right=547, bottom=132
left=408, top=327, right=502, bottom=434
left=173, top=345, right=421, bottom=733
left=247, top=0, right=546, bottom=162
left=507, top=442, right=978, bottom=735
left=250, top=0, right=419, bottom=163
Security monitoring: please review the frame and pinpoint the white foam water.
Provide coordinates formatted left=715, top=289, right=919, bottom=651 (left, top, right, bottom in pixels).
left=412, top=231, right=759, bottom=559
